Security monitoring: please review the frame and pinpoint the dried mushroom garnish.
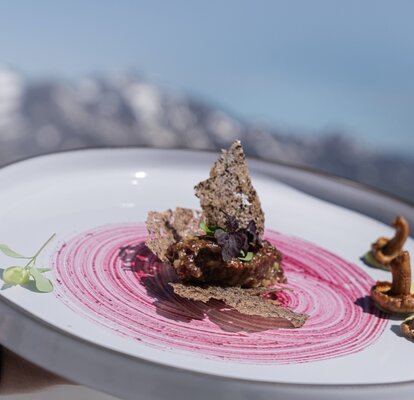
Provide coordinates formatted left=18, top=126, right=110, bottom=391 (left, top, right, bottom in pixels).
left=194, top=140, right=265, bottom=238
left=364, top=216, right=410, bottom=270
left=371, top=251, right=414, bottom=315
left=401, top=316, right=414, bottom=340
left=170, top=283, right=308, bottom=328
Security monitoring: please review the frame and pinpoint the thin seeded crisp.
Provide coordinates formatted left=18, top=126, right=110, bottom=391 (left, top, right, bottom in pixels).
left=170, top=283, right=308, bottom=328
left=194, top=140, right=265, bottom=237
left=146, top=207, right=203, bottom=262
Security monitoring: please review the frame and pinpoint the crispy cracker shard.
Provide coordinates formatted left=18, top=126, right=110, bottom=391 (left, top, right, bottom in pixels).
left=146, top=208, right=203, bottom=263
left=170, top=283, right=308, bottom=328
left=194, top=140, right=265, bottom=237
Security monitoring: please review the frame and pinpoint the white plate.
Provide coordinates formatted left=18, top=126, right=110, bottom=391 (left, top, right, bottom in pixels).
left=0, top=148, right=413, bottom=400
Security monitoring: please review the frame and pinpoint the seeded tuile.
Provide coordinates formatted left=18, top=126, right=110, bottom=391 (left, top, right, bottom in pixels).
left=146, top=208, right=203, bottom=263
left=170, top=283, right=308, bottom=327
left=194, top=140, right=265, bottom=238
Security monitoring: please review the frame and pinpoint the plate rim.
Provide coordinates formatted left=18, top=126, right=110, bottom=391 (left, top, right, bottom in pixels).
left=2, top=293, right=414, bottom=395
left=1, top=145, right=413, bottom=209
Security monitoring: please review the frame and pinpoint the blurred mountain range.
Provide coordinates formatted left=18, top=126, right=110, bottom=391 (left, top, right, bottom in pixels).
left=0, top=67, right=413, bottom=202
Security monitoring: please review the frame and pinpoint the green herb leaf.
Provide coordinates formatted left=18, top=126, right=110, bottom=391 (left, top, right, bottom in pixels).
left=200, top=222, right=219, bottom=236
left=35, top=268, right=50, bottom=273
left=0, top=244, right=31, bottom=259
left=362, top=251, right=389, bottom=271
left=3, top=266, right=30, bottom=285
left=0, top=234, right=55, bottom=292
left=30, top=233, right=56, bottom=261
left=238, top=251, right=254, bottom=262
left=29, top=268, right=53, bottom=293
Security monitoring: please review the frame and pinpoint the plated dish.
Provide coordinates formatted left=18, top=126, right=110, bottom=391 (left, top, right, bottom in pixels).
left=0, top=147, right=413, bottom=400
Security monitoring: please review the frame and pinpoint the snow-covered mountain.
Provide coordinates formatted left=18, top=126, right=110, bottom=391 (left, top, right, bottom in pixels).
left=0, top=68, right=413, bottom=202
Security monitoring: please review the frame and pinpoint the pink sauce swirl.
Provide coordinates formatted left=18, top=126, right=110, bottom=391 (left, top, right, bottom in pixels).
left=52, top=223, right=387, bottom=364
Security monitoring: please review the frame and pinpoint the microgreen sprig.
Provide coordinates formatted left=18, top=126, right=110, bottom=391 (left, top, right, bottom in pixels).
left=238, top=250, right=254, bottom=262
left=200, top=221, right=220, bottom=236
left=1, top=233, right=56, bottom=293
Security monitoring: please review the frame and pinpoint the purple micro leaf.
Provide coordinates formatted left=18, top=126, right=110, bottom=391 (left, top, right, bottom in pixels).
left=246, top=220, right=262, bottom=248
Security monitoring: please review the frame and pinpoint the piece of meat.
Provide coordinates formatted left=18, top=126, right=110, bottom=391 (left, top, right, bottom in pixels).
left=146, top=207, right=203, bottom=263
left=169, top=237, right=285, bottom=288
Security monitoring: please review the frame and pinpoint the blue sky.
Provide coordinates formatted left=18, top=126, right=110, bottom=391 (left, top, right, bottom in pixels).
left=1, top=0, right=414, bottom=155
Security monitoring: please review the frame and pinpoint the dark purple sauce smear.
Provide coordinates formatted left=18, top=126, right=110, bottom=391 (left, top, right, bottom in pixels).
left=52, top=223, right=387, bottom=364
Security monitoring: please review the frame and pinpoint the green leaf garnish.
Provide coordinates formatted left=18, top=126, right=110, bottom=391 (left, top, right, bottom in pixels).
left=362, top=251, right=389, bottom=271
left=0, top=244, right=31, bottom=259
left=29, top=268, right=53, bottom=293
left=0, top=233, right=56, bottom=293
left=200, top=222, right=219, bottom=236
left=238, top=251, right=254, bottom=262
left=3, top=266, right=30, bottom=285
left=35, top=268, right=50, bottom=273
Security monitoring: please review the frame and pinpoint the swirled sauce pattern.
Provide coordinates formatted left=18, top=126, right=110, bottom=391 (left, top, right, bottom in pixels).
left=52, top=224, right=387, bottom=364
